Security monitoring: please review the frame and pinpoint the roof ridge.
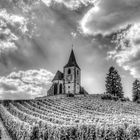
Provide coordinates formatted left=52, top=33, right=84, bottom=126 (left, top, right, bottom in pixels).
left=52, top=70, right=63, bottom=81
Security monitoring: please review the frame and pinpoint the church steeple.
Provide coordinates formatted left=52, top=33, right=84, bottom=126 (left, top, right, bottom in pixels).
left=64, top=49, right=80, bottom=69
left=63, top=48, right=81, bottom=94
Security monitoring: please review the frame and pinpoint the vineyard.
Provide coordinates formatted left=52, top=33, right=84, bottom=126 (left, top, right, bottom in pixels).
left=1, top=94, right=140, bottom=140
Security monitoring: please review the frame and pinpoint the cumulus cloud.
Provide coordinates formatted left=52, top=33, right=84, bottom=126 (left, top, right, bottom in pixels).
left=0, top=69, right=54, bottom=99
left=0, top=0, right=40, bottom=66
left=0, top=9, right=28, bottom=55
left=79, top=0, right=140, bottom=79
left=0, top=8, right=38, bottom=67
left=107, top=24, right=140, bottom=78
left=80, top=0, right=140, bottom=35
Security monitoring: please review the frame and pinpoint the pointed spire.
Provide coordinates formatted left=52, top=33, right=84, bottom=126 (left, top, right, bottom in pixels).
left=64, top=48, right=80, bottom=69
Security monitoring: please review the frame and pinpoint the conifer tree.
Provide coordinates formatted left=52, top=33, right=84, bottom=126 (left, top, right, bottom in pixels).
left=105, top=66, right=124, bottom=98
left=132, top=79, right=140, bottom=102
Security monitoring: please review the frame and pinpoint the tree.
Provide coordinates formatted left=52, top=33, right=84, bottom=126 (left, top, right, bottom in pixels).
left=132, top=79, right=140, bottom=102
left=0, top=129, right=1, bottom=139
left=105, top=66, right=124, bottom=98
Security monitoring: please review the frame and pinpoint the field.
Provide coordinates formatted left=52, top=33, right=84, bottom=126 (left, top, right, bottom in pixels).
left=0, top=94, right=140, bottom=140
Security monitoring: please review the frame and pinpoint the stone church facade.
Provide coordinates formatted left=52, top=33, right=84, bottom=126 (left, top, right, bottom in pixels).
left=47, top=49, right=88, bottom=96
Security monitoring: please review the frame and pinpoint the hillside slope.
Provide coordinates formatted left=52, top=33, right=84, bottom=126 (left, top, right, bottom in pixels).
left=0, top=94, right=140, bottom=139
left=0, top=118, right=12, bottom=140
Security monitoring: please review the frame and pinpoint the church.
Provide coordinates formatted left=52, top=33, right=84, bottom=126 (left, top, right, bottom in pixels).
left=47, top=49, right=88, bottom=96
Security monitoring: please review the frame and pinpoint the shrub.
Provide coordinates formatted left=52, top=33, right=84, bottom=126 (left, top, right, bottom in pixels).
left=67, top=93, right=74, bottom=97
left=101, top=94, right=119, bottom=101
left=137, top=100, right=140, bottom=104
left=120, top=97, right=130, bottom=102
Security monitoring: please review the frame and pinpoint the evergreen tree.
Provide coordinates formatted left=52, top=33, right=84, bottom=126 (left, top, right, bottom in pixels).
left=105, top=66, right=124, bottom=98
left=132, top=79, right=140, bottom=102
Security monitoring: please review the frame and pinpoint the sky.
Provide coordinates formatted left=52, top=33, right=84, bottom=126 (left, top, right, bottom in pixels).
left=0, top=0, right=140, bottom=99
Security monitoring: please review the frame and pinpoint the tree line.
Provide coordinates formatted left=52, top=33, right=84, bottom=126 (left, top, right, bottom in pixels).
left=104, top=66, right=139, bottom=102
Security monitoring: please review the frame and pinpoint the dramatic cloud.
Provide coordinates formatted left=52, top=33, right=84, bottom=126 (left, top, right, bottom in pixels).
left=108, top=24, right=140, bottom=78
left=79, top=0, right=140, bottom=80
left=80, top=0, right=140, bottom=35
left=0, top=69, right=54, bottom=99
left=0, top=9, right=38, bottom=68
left=41, top=0, right=95, bottom=10
left=0, top=0, right=40, bottom=66
left=0, top=9, right=28, bottom=54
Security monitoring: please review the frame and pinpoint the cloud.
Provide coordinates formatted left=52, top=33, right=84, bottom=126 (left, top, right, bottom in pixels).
left=107, top=24, right=140, bottom=78
left=78, top=0, right=140, bottom=79
left=0, top=9, right=27, bottom=54
left=0, top=0, right=40, bottom=66
left=80, top=0, right=140, bottom=35
left=41, top=0, right=95, bottom=10
left=0, top=0, right=89, bottom=69
left=0, top=69, right=54, bottom=99
left=0, top=8, right=38, bottom=66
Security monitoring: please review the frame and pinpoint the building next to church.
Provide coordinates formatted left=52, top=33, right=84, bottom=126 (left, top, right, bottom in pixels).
left=47, top=49, right=88, bottom=96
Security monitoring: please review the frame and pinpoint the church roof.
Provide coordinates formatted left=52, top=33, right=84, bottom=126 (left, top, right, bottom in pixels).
left=64, top=49, right=80, bottom=69
left=52, top=70, right=63, bottom=81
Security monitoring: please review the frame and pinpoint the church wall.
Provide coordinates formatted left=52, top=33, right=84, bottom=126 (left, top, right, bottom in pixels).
left=64, top=67, right=81, bottom=94
left=53, top=80, right=64, bottom=94
left=64, top=67, right=75, bottom=94
left=58, top=80, right=64, bottom=94
left=64, top=67, right=75, bottom=83
left=76, top=67, right=81, bottom=85
left=47, top=80, right=64, bottom=96
left=74, top=67, right=81, bottom=94
left=65, top=83, right=75, bottom=94
left=75, top=84, right=80, bottom=93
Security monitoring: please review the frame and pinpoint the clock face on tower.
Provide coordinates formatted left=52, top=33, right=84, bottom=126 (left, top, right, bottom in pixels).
left=66, top=75, right=72, bottom=82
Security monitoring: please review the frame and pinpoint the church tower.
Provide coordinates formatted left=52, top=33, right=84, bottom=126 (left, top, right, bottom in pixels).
left=64, top=49, right=81, bottom=94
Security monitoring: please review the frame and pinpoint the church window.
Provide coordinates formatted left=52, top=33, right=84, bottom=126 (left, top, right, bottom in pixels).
left=59, top=84, right=62, bottom=94
left=54, top=84, right=58, bottom=95
left=77, top=70, right=79, bottom=75
left=68, top=69, right=71, bottom=74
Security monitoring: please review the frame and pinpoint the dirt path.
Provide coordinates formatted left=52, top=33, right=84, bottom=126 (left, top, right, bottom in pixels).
left=0, top=119, right=12, bottom=140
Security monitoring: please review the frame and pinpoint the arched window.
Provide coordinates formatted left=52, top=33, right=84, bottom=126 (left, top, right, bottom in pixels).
left=54, top=84, right=58, bottom=95
left=68, top=68, right=71, bottom=74
left=59, top=84, right=62, bottom=94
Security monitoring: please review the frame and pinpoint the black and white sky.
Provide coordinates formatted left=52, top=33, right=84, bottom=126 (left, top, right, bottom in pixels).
left=0, top=0, right=140, bottom=99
